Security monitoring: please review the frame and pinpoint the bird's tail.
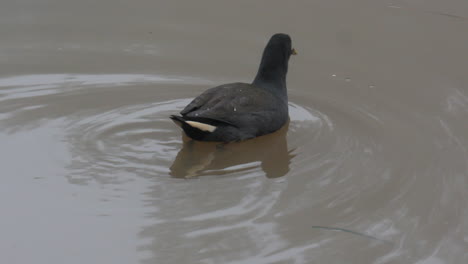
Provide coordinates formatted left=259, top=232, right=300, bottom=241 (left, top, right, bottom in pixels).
left=170, top=115, right=217, bottom=133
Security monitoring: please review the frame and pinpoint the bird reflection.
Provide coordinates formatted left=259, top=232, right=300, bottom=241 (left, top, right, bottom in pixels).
left=170, top=121, right=295, bottom=178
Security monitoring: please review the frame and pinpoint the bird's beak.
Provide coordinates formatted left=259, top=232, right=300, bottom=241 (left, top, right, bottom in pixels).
left=291, top=48, right=297, bottom=55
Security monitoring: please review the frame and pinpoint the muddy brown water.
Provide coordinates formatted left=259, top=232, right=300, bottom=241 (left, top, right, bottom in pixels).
left=1, top=1, right=468, bottom=263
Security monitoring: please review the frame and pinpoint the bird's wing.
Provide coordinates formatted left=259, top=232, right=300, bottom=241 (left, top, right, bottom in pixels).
left=180, top=86, right=221, bottom=116
left=182, top=83, right=286, bottom=129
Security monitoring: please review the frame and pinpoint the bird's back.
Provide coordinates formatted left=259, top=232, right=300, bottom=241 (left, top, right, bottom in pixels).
left=181, top=82, right=288, bottom=136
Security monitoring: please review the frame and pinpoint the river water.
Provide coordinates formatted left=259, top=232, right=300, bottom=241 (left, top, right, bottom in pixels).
left=1, top=1, right=467, bottom=263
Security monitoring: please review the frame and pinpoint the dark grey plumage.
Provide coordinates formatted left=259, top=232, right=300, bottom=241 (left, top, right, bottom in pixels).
left=170, top=33, right=295, bottom=142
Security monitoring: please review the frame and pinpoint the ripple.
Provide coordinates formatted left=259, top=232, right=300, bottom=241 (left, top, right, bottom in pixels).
left=63, top=94, right=384, bottom=181
left=64, top=99, right=328, bottom=180
left=0, top=74, right=211, bottom=88
left=66, top=99, right=191, bottom=180
left=2, top=73, right=467, bottom=263
left=0, top=73, right=387, bottom=183
left=0, top=74, right=213, bottom=100
left=168, top=102, right=325, bottom=179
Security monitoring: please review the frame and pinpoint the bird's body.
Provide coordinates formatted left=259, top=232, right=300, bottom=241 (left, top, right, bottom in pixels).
left=171, top=33, right=295, bottom=142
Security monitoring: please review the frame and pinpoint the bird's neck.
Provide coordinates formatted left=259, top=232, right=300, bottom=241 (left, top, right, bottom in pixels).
left=252, top=56, right=288, bottom=97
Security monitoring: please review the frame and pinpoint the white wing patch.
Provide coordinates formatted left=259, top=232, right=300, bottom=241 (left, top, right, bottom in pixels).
left=186, top=121, right=217, bottom=132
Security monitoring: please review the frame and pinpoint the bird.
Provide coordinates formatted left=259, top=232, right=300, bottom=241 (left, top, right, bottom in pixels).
left=170, top=33, right=296, bottom=142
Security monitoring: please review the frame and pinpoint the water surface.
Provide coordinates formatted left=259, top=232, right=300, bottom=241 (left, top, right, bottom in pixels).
left=1, top=1, right=468, bottom=263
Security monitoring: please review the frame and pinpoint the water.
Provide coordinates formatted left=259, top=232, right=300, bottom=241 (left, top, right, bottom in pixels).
left=1, top=1, right=468, bottom=263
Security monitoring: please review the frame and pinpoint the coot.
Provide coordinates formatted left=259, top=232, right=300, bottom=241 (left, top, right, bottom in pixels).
left=170, top=33, right=296, bottom=142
